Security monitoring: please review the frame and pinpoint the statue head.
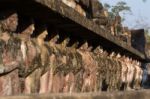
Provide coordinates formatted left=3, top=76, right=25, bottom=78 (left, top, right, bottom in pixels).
left=49, top=34, right=59, bottom=44
left=38, top=29, right=48, bottom=40
left=61, top=37, right=70, bottom=47
left=79, top=41, right=88, bottom=51
left=0, top=12, right=18, bottom=32
left=21, top=19, right=35, bottom=36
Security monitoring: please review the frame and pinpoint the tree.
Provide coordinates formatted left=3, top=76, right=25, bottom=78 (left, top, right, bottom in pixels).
left=111, top=1, right=131, bottom=15
left=104, top=1, right=131, bottom=21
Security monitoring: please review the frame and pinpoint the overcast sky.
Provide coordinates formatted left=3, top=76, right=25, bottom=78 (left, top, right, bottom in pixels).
left=100, top=0, right=150, bottom=29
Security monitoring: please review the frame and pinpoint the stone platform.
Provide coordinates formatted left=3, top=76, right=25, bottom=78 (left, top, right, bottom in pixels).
left=1, top=90, right=150, bottom=99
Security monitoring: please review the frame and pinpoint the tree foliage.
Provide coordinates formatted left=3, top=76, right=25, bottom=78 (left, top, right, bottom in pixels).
left=111, top=1, right=131, bottom=15
left=104, top=1, right=131, bottom=20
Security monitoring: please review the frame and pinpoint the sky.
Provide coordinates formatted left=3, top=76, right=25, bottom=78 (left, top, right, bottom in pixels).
left=100, top=0, right=150, bottom=30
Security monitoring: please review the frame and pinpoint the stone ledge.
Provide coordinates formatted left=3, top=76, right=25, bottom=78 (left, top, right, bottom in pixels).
left=28, top=0, right=147, bottom=61
left=1, top=90, right=150, bottom=99
left=0, top=0, right=147, bottom=62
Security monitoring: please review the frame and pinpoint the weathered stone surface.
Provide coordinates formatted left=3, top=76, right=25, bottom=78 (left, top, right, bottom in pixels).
left=0, top=0, right=148, bottom=97
left=0, top=90, right=150, bottom=99
left=0, top=11, right=21, bottom=96
left=131, top=29, right=146, bottom=53
left=0, top=0, right=146, bottom=61
left=0, top=24, right=143, bottom=94
left=32, top=0, right=146, bottom=61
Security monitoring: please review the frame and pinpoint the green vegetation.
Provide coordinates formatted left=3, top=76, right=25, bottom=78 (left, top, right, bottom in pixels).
left=104, top=1, right=131, bottom=21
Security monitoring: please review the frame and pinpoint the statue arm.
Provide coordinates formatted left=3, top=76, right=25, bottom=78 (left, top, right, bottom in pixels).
left=0, top=61, right=19, bottom=74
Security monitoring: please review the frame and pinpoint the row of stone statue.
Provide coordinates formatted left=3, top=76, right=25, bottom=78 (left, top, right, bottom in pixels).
left=0, top=12, right=143, bottom=96
left=61, top=0, right=131, bottom=45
